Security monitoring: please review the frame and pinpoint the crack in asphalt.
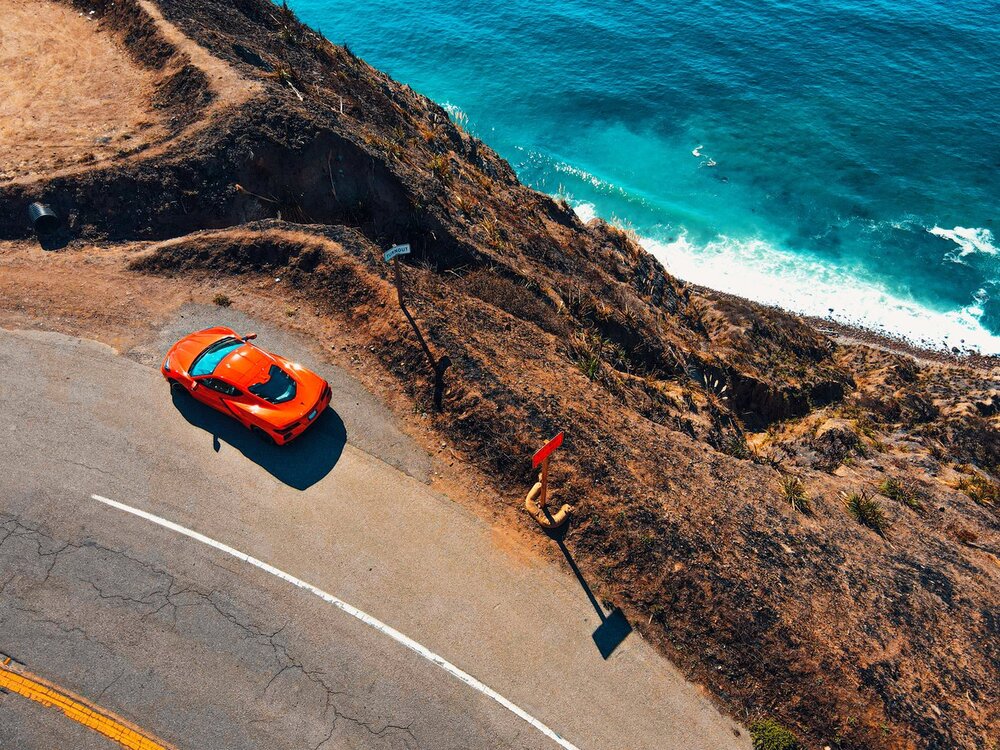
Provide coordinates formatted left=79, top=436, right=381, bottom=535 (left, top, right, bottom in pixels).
left=96, top=670, right=125, bottom=702
left=61, top=458, right=115, bottom=477
left=0, top=512, right=421, bottom=749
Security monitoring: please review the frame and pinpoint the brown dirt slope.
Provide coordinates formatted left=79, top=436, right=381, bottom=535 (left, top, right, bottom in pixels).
left=0, top=0, right=167, bottom=182
left=1, top=2, right=997, bottom=748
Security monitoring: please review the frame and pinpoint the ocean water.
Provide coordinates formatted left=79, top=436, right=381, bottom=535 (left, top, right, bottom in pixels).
left=290, top=0, right=1000, bottom=353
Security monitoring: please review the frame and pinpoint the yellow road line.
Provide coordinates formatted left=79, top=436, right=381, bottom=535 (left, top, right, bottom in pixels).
left=0, top=657, right=174, bottom=750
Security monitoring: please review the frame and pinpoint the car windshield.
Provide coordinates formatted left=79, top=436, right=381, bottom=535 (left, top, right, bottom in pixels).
left=249, top=364, right=297, bottom=404
left=190, top=337, right=244, bottom=377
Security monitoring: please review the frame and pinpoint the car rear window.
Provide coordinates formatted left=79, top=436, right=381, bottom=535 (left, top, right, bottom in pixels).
left=190, top=338, right=244, bottom=377
left=249, top=364, right=297, bottom=404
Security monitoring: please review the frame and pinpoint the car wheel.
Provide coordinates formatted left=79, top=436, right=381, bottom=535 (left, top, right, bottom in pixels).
left=169, top=379, right=188, bottom=396
left=251, top=426, right=276, bottom=445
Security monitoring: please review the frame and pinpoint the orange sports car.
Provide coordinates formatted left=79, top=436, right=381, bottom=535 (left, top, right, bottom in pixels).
left=162, top=327, right=331, bottom=444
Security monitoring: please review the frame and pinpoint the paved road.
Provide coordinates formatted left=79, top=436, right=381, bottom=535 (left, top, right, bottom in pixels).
left=0, top=317, right=749, bottom=750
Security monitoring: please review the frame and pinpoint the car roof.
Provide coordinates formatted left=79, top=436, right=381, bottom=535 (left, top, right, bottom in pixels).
left=214, top=343, right=280, bottom=388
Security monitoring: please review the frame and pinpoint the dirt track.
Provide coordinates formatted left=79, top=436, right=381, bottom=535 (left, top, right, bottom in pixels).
left=0, top=0, right=165, bottom=183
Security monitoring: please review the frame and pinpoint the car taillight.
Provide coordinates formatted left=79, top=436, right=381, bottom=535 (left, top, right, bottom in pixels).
left=276, top=421, right=299, bottom=435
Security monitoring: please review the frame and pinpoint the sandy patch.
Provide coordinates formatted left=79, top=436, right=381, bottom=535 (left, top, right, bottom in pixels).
left=0, top=0, right=167, bottom=183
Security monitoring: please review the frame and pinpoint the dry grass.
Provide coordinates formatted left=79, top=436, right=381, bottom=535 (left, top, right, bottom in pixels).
left=0, top=0, right=166, bottom=182
left=452, top=192, right=480, bottom=217
left=780, top=475, right=810, bottom=513
left=843, top=489, right=888, bottom=534
left=416, top=121, right=437, bottom=143
left=428, top=153, right=452, bottom=181
left=878, top=476, right=924, bottom=512
left=957, top=472, right=998, bottom=506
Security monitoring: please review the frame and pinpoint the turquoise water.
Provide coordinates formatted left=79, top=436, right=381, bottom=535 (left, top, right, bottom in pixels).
left=291, top=0, right=1000, bottom=352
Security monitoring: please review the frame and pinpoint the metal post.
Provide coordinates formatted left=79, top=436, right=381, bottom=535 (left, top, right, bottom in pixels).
left=539, top=456, right=550, bottom=510
left=387, top=246, right=451, bottom=411
left=393, top=255, right=405, bottom=306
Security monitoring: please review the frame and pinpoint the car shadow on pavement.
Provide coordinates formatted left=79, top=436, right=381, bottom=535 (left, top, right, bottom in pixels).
left=170, top=391, right=347, bottom=490
left=547, top=521, right=633, bottom=660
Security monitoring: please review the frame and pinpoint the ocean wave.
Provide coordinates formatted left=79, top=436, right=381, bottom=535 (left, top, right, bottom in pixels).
left=572, top=201, right=599, bottom=223
left=442, top=101, right=469, bottom=126
left=928, top=225, right=998, bottom=263
left=690, top=144, right=716, bottom=167
left=642, top=230, right=1000, bottom=354
left=551, top=160, right=634, bottom=199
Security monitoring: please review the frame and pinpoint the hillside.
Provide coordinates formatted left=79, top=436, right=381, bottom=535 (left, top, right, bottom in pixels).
left=1, top=1, right=997, bottom=747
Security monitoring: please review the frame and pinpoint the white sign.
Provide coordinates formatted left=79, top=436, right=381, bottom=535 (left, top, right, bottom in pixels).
left=383, top=244, right=411, bottom=263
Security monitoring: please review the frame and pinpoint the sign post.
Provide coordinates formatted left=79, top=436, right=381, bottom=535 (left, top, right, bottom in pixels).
left=384, top=243, right=411, bottom=306
left=525, top=432, right=572, bottom=529
left=383, top=243, right=452, bottom=410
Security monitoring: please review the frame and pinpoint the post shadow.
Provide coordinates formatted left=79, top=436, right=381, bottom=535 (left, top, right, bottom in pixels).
left=392, top=255, right=450, bottom=412
left=545, top=520, right=632, bottom=660
left=398, top=298, right=450, bottom=412
left=170, top=389, right=347, bottom=490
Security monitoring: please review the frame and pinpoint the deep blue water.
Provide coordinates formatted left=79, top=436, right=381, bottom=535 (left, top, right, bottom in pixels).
left=291, top=0, right=1000, bottom=352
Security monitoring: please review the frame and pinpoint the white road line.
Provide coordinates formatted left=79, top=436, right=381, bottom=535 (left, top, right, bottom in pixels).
left=90, top=494, right=582, bottom=750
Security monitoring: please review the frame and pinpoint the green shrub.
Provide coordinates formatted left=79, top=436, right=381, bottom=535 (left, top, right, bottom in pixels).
left=844, top=489, right=887, bottom=533
left=878, top=476, right=923, bottom=512
left=750, top=718, right=800, bottom=750
left=569, top=329, right=627, bottom=382
left=577, top=353, right=601, bottom=380
left=213, top=293, right=231, bottom=307
left=722, top=434, right=750, bottom=460
left=958, top=473, right=998, bottom=506
left=781, top=475, right=810, bottom=513
left=428, top=154, right=452, bottom=181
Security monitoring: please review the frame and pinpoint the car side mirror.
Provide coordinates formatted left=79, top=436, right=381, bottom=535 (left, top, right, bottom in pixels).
left=243, top=332, right=258, bottom=341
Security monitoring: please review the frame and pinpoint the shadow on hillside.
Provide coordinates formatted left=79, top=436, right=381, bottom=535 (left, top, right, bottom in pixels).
left=547, top=522, right=633, bottom=660
left=171, top=389, right=347, bottom=490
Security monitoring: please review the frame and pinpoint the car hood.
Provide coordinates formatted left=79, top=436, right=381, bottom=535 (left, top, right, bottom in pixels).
left=167, top=329, right=236, bottom=373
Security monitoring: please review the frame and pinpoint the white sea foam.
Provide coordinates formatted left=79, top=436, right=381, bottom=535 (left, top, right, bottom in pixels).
left=572, top=201, right=599, bottom=223
left=442, top=101, right=469, bottom=126
left=643, top=230, right=1000, bottom=354
left=928, top=226, right=998, bottom=262
left=552, top=160, right=629, bottom=196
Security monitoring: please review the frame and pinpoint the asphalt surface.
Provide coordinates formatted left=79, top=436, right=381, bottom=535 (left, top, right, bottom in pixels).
left=0, top=314, right=749, bottom=750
